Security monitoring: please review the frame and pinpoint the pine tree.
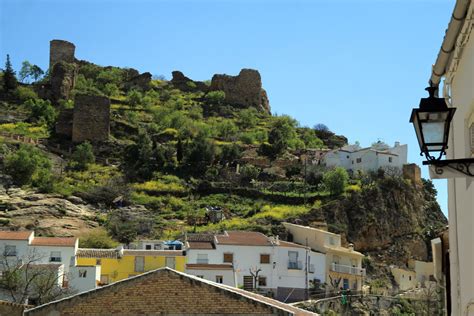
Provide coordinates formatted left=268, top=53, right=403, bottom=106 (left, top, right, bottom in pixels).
left=3, top=54, right=18, bottom=93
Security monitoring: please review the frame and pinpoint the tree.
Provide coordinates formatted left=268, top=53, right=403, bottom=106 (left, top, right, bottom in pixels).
left=3, top=54, right=18, bottom=93
left=24, top=99, right=58, bottom=127
left=237, top=108, right=259, bottom=129
left=4, top=145, right=52, bottom=188
left=205, top=90, right=226, bottom=105
left=265, top=116, right=299, bottom=157
left=240, top=164, right=260, bottom=184
left=122, top=131, right=155, bottom=181
left=0, top=249, right=71, bottom=305
left=107, top=212, right=138, bottom=245
left=219, top=143, right=242, bottom=165
left=71, top=142, right=95, bottom=170
left=323, top=167, right=349, bottom=195
left=216, top=120, right=238, bottom=141
left=19, top=61, right=44, bottom=83
left=183, top=133, right=217, bottom=175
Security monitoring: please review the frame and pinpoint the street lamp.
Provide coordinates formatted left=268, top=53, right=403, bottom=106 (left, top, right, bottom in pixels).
left=410, top=86, right=473, bottom=176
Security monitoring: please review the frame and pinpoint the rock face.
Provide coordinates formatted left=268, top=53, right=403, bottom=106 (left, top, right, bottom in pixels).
left=123, top=72, right=152, bottom=91
left=50, top=61, right=77, bottom=103
left=49, top=39, right=76, bottom=69
left=209, top=69, right=271, bottom=114
left=0, top=182, right=99, bottom=237
left=171, top=71, right=209, bottom=92
left=72, top=94, right=110, bottom=143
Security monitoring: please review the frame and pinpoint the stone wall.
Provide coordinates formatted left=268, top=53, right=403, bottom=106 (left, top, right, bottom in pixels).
left=55, top=108, right=74, bottom=137
left=50, top=61, right=77, bottom=102
left=171, top=71, right=209, bottom=92
left=72, top=94, right=110, bottom=143
left=402, top=163, right=422, bottom=186
left=210, top=69, right=271, bottom=114
left=50, top=39, right=76, bottom=69
left=0, top=300, right=28, bottom=316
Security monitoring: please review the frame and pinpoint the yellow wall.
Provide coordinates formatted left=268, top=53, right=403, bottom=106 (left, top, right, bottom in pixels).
left=77, top=255, right=186, bottom=283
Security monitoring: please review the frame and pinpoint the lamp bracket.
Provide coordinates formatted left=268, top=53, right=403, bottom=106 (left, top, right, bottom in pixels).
left=423, top=159, right=474, bottom=177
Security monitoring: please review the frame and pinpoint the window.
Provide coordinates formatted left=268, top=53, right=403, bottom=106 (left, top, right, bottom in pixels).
left=389, top=157, right=393, bottom=163
left=356, top=158, right=362, bottom=163
left=4, top=245, right=16, bottom=257
left=96, top=259, right=102, bottom=265
left=343, top=278, right=349, bottom=290
left=333, top=255, right=340, bottom=265
left=79, top=270, right=87, bottom=278
left=258, top=276, right=267, bottom=287
left=145, top=245, right=152, bottom=250
left=134, top=256, right=145, bottom=272
left=50, top=251, right=61, bottom=262
left=223, top=253, right=233, bottom=263
left=197, top=254, right=208, bottom=264
left=288, top=251, right=300, bottom=269
left=260, top=254, right=270, bottom=264
left=352, top=279, right=358, bottom=290
left=409, top=276, right=412, bottom=281
left=165, top=257, right=176, bottom=269
left=215, top=275, right=223, bottom=283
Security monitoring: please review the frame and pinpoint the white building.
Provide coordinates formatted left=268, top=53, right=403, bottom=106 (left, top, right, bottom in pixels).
left=424, top=1, right=474, bottom=315
left=323, top=141, right=408, bottom=173
left=0, top=231, right=99, bottom=295
left=185, top=231, right=326, bottom=302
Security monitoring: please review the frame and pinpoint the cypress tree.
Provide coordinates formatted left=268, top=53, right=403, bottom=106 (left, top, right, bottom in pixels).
left=3, top=54, right=18, bottom=93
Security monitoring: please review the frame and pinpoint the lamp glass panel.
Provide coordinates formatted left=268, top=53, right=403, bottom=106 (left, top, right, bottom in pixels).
left=421, top=121, right=444, bottom=145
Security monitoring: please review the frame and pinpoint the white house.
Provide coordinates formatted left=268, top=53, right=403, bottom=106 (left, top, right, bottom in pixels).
left=185, top=231, right=326, bottom=302
left=323, top=141, right=408, bottom=173
left=424, top=1, right=474, bottom=315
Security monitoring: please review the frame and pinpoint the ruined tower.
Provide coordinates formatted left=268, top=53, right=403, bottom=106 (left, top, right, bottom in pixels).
left=49, top=40, right=76, bottom=69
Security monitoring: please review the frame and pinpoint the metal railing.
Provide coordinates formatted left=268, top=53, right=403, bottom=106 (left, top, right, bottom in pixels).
left=288, top=260, right=303, bottom=270
left=330, top=263, right=366, bottom=276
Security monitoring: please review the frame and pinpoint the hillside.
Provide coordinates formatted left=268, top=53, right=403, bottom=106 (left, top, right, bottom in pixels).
left=0, top=40, right=446, bottom=280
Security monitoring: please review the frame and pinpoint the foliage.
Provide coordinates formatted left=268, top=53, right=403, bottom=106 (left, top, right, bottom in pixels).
left=16, top=86, right=38, bottom=102
left=0, top=122, right=49, bottom=139
left=323, top=167, right=349, bottom=195
left=237, top=108, right=259, bottom=129
left=79, top=230, right=119, bottom=248
left=2, top=54, right=18, bottom=93
left=219, top=143, right=242, bottom=165
left=127, top=89, right=143, bottom=107
left=71, top=142, right=95, bottom=171
left=183, top=132, right=217, bottom=175
left=205, top=90, right=226, bottom=105
left=107, top=211, right=139, bottom=245
left=24, top=99, right=58, bottom=127
left=19, top=60, right=44, bottom=83
left=4, top=145, right=53, bottom=189
left=265, top=115, right=300, bottom=157
left=240, top=164, right=260, bottom=184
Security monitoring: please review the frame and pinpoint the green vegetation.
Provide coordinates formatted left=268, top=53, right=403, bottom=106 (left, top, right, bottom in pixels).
left=2, top=54, right=18, bottom=94
left=79, top=230, right=119, bottom=248
left=70, top=142, right=95, bottom=171
left=323, top=167, right=349, bottom=195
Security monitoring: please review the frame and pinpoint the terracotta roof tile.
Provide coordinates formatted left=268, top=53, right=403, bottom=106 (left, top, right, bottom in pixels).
left=187, top=241, right=215, bottom=249
left=76, top=248, right=119, bottom=259
left=216, top=231, right=273, bottom=246
left=123, top=250, right=185, bottom=256
left=278, top=240, right=308, bottom=249
left=0, top=231, right=32, bottom=240
left=30, top=237, right=77, bottom=247
left=186, top=263, right=233, bottom=270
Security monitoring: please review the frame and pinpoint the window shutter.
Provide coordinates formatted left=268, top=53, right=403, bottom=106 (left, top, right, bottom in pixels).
left=470, top=123, right=474, bottom=155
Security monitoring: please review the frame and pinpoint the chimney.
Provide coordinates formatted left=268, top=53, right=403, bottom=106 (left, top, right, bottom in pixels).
left=394, top=141, right=400, bottom=147
left=348, top=243, right=354, bottom=251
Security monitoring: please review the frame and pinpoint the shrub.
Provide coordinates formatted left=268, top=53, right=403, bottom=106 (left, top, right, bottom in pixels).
left=80, top=230, right=119, bottom=248
left=24, top=99, right=58, bottom=127
left=71, top=142, right=95, bottom=171
left=4, top=145, right=52, bottom=187
left=127, top=89, right=143, bottom=107
left=323, top=167, right=349, bottom=195
left=16, top=86, right=38, bottom=102
left=237, top=108, right=259, bottom=129
left=205, top=90, right=225, bottom=105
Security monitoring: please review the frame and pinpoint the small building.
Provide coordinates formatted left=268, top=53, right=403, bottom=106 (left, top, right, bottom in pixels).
left=186, top=263, right=236, bottom=287
left=23, top=268, right=316, bottom=316
left=390, top=266, right=417, bottom=291
left=75, top=247, right=186, bottom=285
left=282, top=222, right=365, bottom=292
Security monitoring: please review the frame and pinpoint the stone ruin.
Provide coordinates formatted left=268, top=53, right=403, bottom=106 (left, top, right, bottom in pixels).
left=210, top=69, right=270, bottom=114
left=72, top=94, right=110, bottom=143
left=49, top=40, right=76, bottom=69
left=402, top=163, right=422, bottom=186
left=123, top=72, right=152, bottom=91
left=170, top=69, right=271, bottom=114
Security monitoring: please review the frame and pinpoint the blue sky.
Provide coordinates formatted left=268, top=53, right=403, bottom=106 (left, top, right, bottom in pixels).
left=0, top=0, right=453, bottom=215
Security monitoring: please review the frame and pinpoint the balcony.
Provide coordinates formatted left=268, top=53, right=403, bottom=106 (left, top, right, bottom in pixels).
left=196, top=259, right=209, bottom=264
left=288, top=260, right=303, bottom=270
left=330, top=263, right=366, bottom=276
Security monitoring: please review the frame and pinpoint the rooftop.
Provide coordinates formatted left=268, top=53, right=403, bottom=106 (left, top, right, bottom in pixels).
left=76, top=248, right=119, bottom=259
left=0, top=230, right=32, bottom=240
left=215, top=231, right=274, bottom=246
left=123, top=250, right=185, bottom=256
left=186, top=263, right=234, bottom=270
left=30, top=237, right=77, bottom=247
left=187, top=241, right=215, bottom=249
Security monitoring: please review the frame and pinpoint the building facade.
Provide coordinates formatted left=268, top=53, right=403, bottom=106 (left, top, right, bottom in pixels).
left=282, top=222, right=365, bottom=291
left=185, top=231, right=326, bottom=302
left=425, top=1, right=474, bottom=315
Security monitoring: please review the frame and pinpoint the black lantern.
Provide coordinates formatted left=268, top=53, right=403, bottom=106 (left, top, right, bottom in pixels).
left=410, top=86, right=456, bottom=161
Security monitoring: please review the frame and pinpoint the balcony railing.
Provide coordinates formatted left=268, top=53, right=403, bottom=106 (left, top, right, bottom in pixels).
left=330, top=263, right=366, bottom=276
left=196, top=259, right=209, bottom=264
left=288, top=260, right=303, bottom=270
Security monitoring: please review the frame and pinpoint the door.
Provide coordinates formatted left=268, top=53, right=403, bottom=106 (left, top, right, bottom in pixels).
left=243, top=276, right=254, bottom=291
left=165, top=257, right=176, bottom=269
left=135, top=256, right=145, bottom=272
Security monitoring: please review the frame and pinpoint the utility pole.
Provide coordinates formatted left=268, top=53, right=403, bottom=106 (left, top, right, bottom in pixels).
left=305, top=237, right=309, bottom=300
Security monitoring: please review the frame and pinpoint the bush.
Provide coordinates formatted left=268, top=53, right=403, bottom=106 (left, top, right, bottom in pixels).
left=127, top=89, right=142, bottom=107
left=4, top=145, right=52, bottom=187
left=71, top=142, right=95, bottom=170
left=80, top=230, right=119, bottom=248
left=323, top=167, right=349, bottom=195
left=16, top=86, right=38, bottom=102
left=205, top=90, right=225, bottom=105
left=24, top=99, right=58, bottom=127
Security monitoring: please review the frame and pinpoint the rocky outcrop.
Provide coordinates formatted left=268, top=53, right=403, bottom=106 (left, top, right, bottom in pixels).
left=0, top=183, right=99, bottom=237
left=50, top=61, right=77, bottom=103
left=123, top=72, right=152, bottom=91
left=209, top=69, right=271, bottom=114
left=171, top=71, right=209, bottom=92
